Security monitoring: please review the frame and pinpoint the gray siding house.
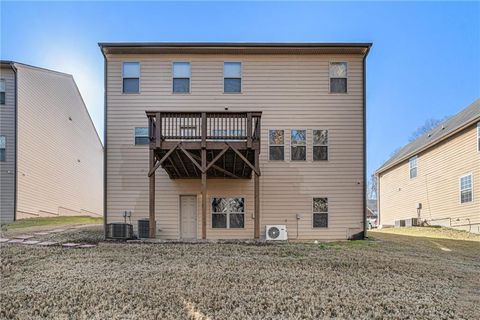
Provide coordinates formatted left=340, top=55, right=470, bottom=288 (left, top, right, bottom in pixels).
left=0, top=61, right=103, bottom=224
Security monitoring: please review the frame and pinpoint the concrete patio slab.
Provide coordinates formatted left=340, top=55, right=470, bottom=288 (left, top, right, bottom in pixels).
left=37, top=241, right=59, bottom=246
left=62, top=243, right=79, bottom=247
left=22, top=240, right=41, bottom=245
left=13, top=235, right=34, bottom=240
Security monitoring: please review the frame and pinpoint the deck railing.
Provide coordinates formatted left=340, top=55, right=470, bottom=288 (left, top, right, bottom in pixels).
left=146, top=111, right=262, bottom=145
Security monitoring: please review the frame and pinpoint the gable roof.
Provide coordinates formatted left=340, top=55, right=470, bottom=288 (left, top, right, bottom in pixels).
left=376, top=99, right=480, bottom=175
left=98, top=42, right=372, bottom=55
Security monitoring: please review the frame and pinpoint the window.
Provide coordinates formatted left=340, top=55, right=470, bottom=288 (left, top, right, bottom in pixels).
left=122, top=62, right=140, bottom=93
left=460, top=174, right=473, bottom=204
left=477, top=122, right=480, bottom=152
left=224, top=62, right=241, bottom=93
left=313, top=198, right=328, bottom=228
left=313, top=130, right=328, bottom=161
left=134, top=127, right=149, bottom=145
left=269, top=130, right=284, bottom=160
left=329, top=62, right=347, bottom=93
left=173, top=62, right=190, bottom=93
left=409, top=156, right=417, bottom=179
left=211, top=197, right=245, bottom=228
left=291, top=129, right=306, bottom=161
left=0, top=136, right=5, bottom=161
left=0, top=79, right=5, bottom=105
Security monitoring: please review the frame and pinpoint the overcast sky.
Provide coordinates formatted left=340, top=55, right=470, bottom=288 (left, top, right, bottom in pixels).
left=1, top=1, right=479, bottom=176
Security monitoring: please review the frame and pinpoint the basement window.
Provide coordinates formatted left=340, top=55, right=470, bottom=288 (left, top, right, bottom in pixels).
left=460, top=174, right=473, bottom=204
left=134, top=127, right=149, bottom=145
left=291, top=129, right=306, bottom=161
left=313, top=197, right=328, bottom=228
left=0, top=79, right=5, bottom=105
left=0, top=136, right=5, bottom=161
left=313, top=130, right=328, bottom=161
left=122, top=62, right=140, bottom=93
left=224, top=62, right=242, bottom=93
left=329, top=62, right=347, bottom=93
left=212, top=197, right=245, bottom=228
left=269, top=129, right=284, bottom=160
left=409, top=156, right=417, bottom=179
left=173, top=62, right=191, bottom=93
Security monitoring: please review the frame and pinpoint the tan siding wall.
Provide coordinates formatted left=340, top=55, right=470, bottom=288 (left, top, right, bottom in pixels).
left=16, top=65, right=103, bottom=218
left=106, top=54, right=364, bottom=240
left=0, top=66, right=16, bottom=223
left=378, top=124, right=480, bottom=233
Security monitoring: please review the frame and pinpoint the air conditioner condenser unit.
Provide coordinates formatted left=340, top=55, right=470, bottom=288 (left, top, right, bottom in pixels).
left=266, top=225, right=288, bottom=241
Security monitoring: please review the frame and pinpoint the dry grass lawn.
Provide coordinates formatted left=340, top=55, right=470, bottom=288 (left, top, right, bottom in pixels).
left=1, top=226, right=479, bottom=319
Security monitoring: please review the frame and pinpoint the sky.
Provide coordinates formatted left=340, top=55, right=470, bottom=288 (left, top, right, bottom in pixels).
left=1, top=1, right=479, bottom=177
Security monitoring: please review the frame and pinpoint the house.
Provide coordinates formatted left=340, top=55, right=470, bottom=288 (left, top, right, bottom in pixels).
left=0, top=61, right=103, bottom=224
left=99, top=42, right=371, bottom=240
left=375, top=99, right=480, bottom=233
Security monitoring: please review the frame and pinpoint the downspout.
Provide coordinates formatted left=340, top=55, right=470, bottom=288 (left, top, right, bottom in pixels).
left=100, top=46, right=108, bottom=239
left=362, top=45, right=371, bottom=239
left=11, top=62, right=18, bottom=221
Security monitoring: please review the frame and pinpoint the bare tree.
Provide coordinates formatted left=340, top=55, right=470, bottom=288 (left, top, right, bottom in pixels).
left=408, top=117, right=449, bottom=142
left=367, top=174, right=377, bottom=200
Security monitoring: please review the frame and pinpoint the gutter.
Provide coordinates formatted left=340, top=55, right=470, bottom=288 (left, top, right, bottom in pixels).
left=11, top=62, right=18, bottom=222
left=100, top=47, right=108, bottom=239
left=362, top=45, right=372, bottom=239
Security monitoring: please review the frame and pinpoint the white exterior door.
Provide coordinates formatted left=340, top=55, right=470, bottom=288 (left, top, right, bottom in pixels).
left=180, top=195, right=197, bottom=239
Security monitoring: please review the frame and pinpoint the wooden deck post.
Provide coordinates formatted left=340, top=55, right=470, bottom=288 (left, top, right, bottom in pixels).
left=254, top=150, right=260, bottom=239
left=201, top=112, right=207, bottom=239
left=149, top=150, right=156, bottom=238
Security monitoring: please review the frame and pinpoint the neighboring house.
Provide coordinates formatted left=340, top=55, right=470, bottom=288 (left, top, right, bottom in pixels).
left=375, top=99, right=480, bottom=233
left=0, top=61, right=103, bottom=224
left=99, top=42, right=371, bottom=240
left=366, top=199, right=378, bottom=219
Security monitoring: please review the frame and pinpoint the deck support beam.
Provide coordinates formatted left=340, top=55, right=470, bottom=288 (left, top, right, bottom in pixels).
left=201, top=112, right=207, bottom=239
left=149, top=149, right=156, bottom=238
left=254, top=150, right=260, bottom=239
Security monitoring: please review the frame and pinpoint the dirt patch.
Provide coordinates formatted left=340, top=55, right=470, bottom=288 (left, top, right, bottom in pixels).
left=1, top=228, right=479, bottom=319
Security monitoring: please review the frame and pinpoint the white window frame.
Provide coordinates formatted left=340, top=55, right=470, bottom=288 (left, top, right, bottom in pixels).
left=329, top=62, right=348, bottom=94
left=313, top=129, right=329, bottom=161
left=134, top=127, right=149, bottom=146
left=172, top=61, right=191, bottom=94
left=312, top=197, right=329, bottom=228
left=211, top=196, right=245, bottom=229
left=291, top=129, right=307, bottom=161
left=0, top=135, right=5, bottom=162
left=0, top=79, right=5, bottom=105
left=122, top=61, right=140, bottom=94
left=459, top=174, right=473, bottom=204
left=268, top=129, right=285, bottom=161
left=409, top=156, right=418, bottom=179
left=223, top=61, right=242, bottom=94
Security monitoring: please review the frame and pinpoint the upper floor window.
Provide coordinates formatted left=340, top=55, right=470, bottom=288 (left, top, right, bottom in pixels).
left=291, top=129, right=306, bottom=161
left=477, top=122, right=479, bottom=152
left=0, top=136, right=5, bottom=161
left=269, top=130, right=284, bottom=161
left=122, top=62, right=140, bottom=93
left=329, top=62, right=347, bottom=93
left=134, top=127, right=149, bottom=145
left=224, top=62, right=241, bottom=93
left=313, top=197, right=328, bottom=228
left=313, top=130, right=328, bottom=161
left=460, top=174, right=473, bottom=204
left=212, top=197, right=245, bottom=228
left=409, top=156, right=417, bottom=179
left=173, top=62, right=191, bottom=93
left=0, top=79, right=5, bottom=105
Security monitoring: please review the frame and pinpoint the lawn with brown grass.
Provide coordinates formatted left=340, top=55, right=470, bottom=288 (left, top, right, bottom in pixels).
left=1, top=226, right=479, bottom=319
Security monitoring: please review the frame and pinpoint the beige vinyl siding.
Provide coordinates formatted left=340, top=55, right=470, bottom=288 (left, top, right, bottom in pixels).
left=378, top=124, right=480, bottom=233
left=0, top=66, right=16, bottom=223
left=106, top=54, right=364, bottom=240
left=16, top=64, right=103, bottom=218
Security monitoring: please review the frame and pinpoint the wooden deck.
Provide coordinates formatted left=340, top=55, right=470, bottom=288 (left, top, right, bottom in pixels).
left=146, top=111, right=262, bottom=239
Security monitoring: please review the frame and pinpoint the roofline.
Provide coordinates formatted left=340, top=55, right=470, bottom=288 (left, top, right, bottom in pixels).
left=1, top=60, right=73, bottom=78
left=375, top=115, right=480, bottom=176
left=98, top=41, right=373, bottom=49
